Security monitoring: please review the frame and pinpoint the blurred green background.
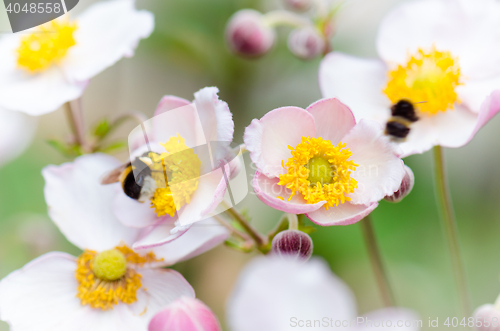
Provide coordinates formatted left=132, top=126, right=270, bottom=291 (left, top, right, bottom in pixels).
left=1, top=0, right=500, bottom=330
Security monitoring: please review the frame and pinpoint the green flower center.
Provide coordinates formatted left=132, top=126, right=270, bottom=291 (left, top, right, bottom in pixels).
left=306, top=156, right=334, bottom=185
left=91, top=249, right=127, bottom=281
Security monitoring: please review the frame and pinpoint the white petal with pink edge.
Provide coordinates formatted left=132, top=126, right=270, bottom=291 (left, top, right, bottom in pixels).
left=227, top=256, right=357, bottom=331
left=62, top=0, right=154, bottom=82
left=244, top=106, right=317, bottom=178
left=113, top=190, right=171, bottom=228
left=306, top=98, right=356, bottom=144
left=319, top=52, right=390, bottom=124
left=0, top=107, right=37, bottom=166
left=342, top=120, right=405, bottom=205
left=43, top=153, right=141, bottom=251
left=305, top=201, right=378, bottom=226
left=252, top=171, right=325, bottom=214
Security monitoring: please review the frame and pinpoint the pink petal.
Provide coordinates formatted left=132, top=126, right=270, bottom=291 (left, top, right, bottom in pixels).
left=305, top=201, right=378, bottom=226
left=457, top=76, right=500, bottom=114
left=462, top=90, right=500, bottom=146
left=148, top=297, right=221, bottom=331
left=227, top=256, right=357, bottom=331
left=306, top=98, right=356, bottom=144
left=252, top=171, right=325, bottom=214
left=244, top=106, right=317, bottom=177
left=342, top=119, right=405, bottom=205
left=473, top=304, right=500, bottom=331
left=42, top=154, right=141, bottom=251
left=155, top=95, right=191, bottom=117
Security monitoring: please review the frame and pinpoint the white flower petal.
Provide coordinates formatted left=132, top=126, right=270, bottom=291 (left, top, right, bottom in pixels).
left=0, top=108, right=37, bottom=166
left=319, top=52, right=390, bottom=123
left=113, top=191, right=169, bottom=228
left=0, top=31, right=87, bottom=115
left=129, top=268, right=195, bottom=320
left=305, top=202, right=378, bottom=226
left=343, top=120, right=405, bottom=205
left=244, top=107, right=317, bottom=178
left=457, top=75, right=500, bottom=114
left=136, top=218, right=229, bottom=265
left=227, top=256, right=357, bottom=331
left=62, top=0, right=154, bottom=82
left=193, top=87, right=235, bottom=163
left=376, top=0, right=500, bottom=80
left=42, top=153, right=140, bottom=251
left=0, top=252, right=83, bottom=331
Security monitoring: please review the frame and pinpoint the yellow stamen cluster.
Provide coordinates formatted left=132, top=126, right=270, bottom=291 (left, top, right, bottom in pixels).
left=17, top=19, right=77, bottom=73
left=278, top=137, right=358, bottom=209
left=150, top=134, right=201, bottom=217
left=75, top=245, right=162, bottom=310
left=383, top=47, right=462, bottom=115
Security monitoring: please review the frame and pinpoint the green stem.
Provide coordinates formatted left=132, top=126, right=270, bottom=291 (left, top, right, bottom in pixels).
left=433, top=145, right=471, bottom=317
left=225, top=207, right=268, bottom=252
left=360, top=215, right=395, bottom=307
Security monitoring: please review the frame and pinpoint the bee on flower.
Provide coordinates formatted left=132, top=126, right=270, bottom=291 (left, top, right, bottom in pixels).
left=244, top=98, right=407, bottom=226
left=319, top=0, right=500, bottom=157
left=0, top=0, right=154, bottom=115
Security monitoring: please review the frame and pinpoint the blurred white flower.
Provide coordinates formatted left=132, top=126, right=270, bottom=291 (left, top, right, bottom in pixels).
left=320, top=0, right=500, bottom=156
left=0, top=107, right=36, bottom=166
left=473, top=294, right=500, bottom=331
left=0, top=0, right=154, bottom=116
left=227, top=256, right=421, bottom=331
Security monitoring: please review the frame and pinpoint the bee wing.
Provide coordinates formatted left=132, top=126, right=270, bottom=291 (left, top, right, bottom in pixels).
left=100, top=164, right=128, bottom=185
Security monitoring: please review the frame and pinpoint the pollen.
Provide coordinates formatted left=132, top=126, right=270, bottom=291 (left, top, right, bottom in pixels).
left=17, top=19, right=77, bottom=73
left=383, top=47, right=462, bottom=115
left=150, top=134, right=201, bottom=217
left=278, top=136, right=358, bottom=209
left=75, top=245, right=162, bottom=310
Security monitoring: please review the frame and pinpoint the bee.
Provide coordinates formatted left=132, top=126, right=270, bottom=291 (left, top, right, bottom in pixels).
left=101, top=152, right=160, bottom=202
left=385, top=99, right=421, bottom=140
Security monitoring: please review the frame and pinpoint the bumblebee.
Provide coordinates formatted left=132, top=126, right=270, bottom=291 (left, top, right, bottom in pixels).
left=101, top=152, right=160, bottom=202
left=385, top=99, right=420, bottom=140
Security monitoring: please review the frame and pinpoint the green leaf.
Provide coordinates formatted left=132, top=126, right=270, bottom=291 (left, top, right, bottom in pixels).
left=93, top=119, right=112, bottom=139
left=98, top=141, right=127, bottom=154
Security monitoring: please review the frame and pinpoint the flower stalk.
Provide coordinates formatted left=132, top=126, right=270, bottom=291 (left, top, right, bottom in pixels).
left=433, top=145, right=471, bottom=317
left=360, top=215, right=395, bottom=307
left=223, top=205, right=268, bottom=253
left=64, top=100, right=86, bottom=150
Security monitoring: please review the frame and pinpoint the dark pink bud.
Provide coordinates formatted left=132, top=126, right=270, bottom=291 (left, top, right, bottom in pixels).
left=284, top=0, right=312, bottom=12
left=473, top=304, right=500, bottom=331
left=226, top=10, right=275, bottom=57
left=384, top=165, right=414, bottom=203
left=288, top=27, right=325, bottom=60
left=148, top=297, right=221, bottom=331
left=271, top=230, right=313, bottom=260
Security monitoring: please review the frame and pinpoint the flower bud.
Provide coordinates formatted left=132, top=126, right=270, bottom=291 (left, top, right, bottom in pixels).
left=384, top=165, right=414, bottom=203
left=149, top=297, right=221, bottom=331
left=473, top=304, right=500, bottom=331
left=271, top=230, right=313, bottom=260
left=284, top=0, right=312, bottom=12
left=288, top=27, right=326, bottom=60
left=226, top=10, right=275, bottom=57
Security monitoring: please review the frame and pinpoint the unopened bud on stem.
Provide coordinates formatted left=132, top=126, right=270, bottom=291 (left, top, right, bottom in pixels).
left=226, top=10, right=276, bottom=57
left=384, top=165, right=414, bottom=203
left=288, top=26, right=326, bottom=60
left=271, top=230, right=313, bottom=260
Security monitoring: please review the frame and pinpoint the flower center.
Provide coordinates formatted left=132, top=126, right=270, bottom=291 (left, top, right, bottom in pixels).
left=75, top=245, right=162, bottom=310
left=17, top=19, right=77, bottom=73
left=150, top=134, right=201, bottom=217
left=278, top=136, right=358, bottom=209
left=383, top=47, right=462, bottom=115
